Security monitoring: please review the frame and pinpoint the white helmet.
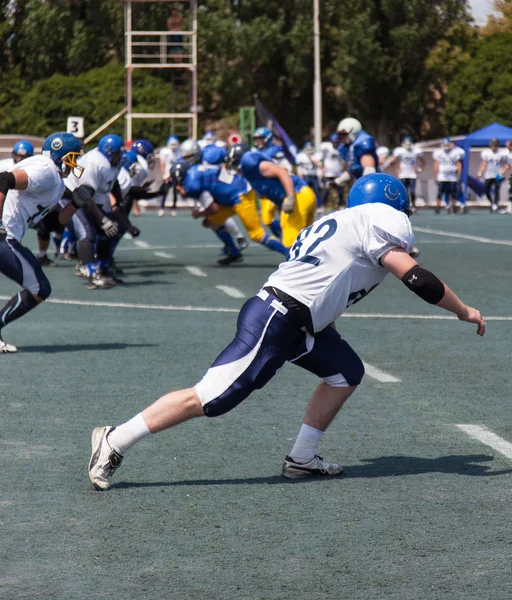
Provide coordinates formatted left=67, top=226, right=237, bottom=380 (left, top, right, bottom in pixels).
left=336, top=117, right=362, bottom=143
left=179, top=139, right=201, bottom=164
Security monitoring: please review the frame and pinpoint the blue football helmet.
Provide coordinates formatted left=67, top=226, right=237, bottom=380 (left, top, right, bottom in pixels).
left=402, top=136, right=413, bottom=150
left=347, top=173, right=410, bottom=215
left=226, top=143, right=250, bottom=170
left=170, top=160, right=190, bottom=186
left=253, top=127, right=273, bottom=149
left=12, top=140, right=34, bottom=163
left=42, top=132, right=83, bottom=178
left=441, top=137, right=451, bottom=150
left=98, top=134, right=125, bottom=166
left=203, top=130, right=215, bottom=144
left=167, top=136, right=179, bottom=150
left=132, top=139, right=154, bottom=159
left=122, top=150, right=140, bottom=178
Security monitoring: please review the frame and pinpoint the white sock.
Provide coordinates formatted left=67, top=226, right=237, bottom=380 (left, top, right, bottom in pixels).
left=225, top=216, right=242, bottom=238
left=37, top=250, right=47, bottom=258
left=289, top=424, right=324, bottom=463
left=108, top=413, right=151, bottom=455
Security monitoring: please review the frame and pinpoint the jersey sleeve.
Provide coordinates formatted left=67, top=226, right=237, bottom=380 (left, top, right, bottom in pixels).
left=240, top=151, right=265, bottom=180
left=362, top=208, right=415, bottom=267
left=21, top=161, right=57, bottom=194
left=354, top=135, right=376, bottom=158
left=433, top=149, right=441, bottom=162
left=392, top=147, right=403, bottom=158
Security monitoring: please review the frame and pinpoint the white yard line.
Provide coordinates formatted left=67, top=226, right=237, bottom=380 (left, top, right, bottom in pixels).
left=363, top=362, right=401, bottom=383
left=116, top=243, right=225, bottom=252
left=185, top=266, right=207, bottom=277
left=455, top=424, right=512, bottom=460
left=153, top=251, right=176, bottom=259
left=414, top=226, right=512, bottom=247
left=215, top=285, right=246, bottom=299
left=133, top=240, right=151, bottom=248
left=0, top=295, right=509, bottom=321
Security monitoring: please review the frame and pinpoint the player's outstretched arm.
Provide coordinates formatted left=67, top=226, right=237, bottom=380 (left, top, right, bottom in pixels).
left=380, top=248, right=485, bottom=336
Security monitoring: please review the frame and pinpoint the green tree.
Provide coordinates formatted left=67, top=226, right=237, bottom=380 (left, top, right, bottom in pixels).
left=444, top=33, right=512, bottom=133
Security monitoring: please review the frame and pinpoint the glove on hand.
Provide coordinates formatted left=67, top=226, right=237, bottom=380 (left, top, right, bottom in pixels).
left=282, top=195, right=296, bottom=214
left=101, top=216, right=119, bottom=238
left=71, top=185, right=94, bottom=208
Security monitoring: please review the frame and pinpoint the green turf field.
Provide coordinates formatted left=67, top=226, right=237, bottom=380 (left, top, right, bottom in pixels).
left=1, top=210, right=511, bottom=600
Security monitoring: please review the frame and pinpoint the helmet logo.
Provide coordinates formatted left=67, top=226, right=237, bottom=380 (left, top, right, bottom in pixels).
left=384, top=184, right=400, bottom=203
left=51, top=138, right=63, bottom=151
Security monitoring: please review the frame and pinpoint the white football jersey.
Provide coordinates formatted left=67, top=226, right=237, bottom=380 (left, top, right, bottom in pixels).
left=433, top=148, right=461, bottom=182
left=117, top=167, right=132, bottom=199
left=3, top=155, right=64, bottom=241
left=296, top=151, right=318, bottom=177
left=265, top=203, right=414, bottom=333
left=393, top=147, right=423, bottom=179
left=0, top=157, right=15, bottom=172
left=481, top=148, right=508, bottom=179
left=159, top=147, right=181, bottom=179
left=65, top=148, right=121, bottom=207
left=319, top=142, right=343, bottom=177
left=131, top=155, right=149, bottom=188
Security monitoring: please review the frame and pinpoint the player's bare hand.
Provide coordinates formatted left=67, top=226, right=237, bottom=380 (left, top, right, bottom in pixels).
left=458, top=306, right=485, bottom=336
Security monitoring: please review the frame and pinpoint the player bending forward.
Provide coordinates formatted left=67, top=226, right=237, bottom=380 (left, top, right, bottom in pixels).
left=89, top=174, right=485, bottom=490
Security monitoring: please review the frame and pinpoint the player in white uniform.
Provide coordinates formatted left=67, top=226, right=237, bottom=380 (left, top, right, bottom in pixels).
left=0, top=132, right=89, bottom=352
left=65, top=134, right=125, bottom=289
left=88, top=173, right=485, bottom=490
left=0, top=140, right=34, bottom=173
left=433, top=138, right=462, bottom=213
left=390, top=137, right=424, bottom=211
left=319, top=134, right=345, bottom=209
left=159, top=136, right=181, bottom=217
left=296, top=142, right=321, bottom=208
left=477, top=138, right=509, bottom=213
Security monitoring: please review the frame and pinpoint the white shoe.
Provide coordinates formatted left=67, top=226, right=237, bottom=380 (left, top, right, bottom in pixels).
left=158, top=209, right=165, bottom=217
left=282, top=455, right=343, bottom=479
left=0, top=337, right=17, bottom=353
left=75, top=264, right=90, bottom=278
left=89, top=426, right=123, bottom=490
left=499, top=205, right=511, bottom=215
left=87, top=273, right=117, bottom=290
left=491, top=203, right=498, bottom=213
left=170, top=210, right=177, bottom=217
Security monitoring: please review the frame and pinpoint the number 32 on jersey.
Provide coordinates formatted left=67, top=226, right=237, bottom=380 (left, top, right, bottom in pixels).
left=286, top=218, right=337, bottom=266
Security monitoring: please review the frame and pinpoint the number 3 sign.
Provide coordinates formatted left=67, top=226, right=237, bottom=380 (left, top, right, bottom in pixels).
left=67, top=117, right=85, bottom=138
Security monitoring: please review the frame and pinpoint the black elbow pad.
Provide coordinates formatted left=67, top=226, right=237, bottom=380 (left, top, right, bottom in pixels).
left=401, top=265, right=445, bottom=304
left=0, top=171, right=16, bottom=195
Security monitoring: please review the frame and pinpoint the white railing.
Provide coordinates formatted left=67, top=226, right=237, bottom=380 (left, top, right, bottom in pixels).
left=126, top=30, right=195, bottom=67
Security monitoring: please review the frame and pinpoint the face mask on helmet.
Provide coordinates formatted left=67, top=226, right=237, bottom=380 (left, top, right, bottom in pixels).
left=12, top=141, right=34, bottom=164
left=253, top=127, right=273, bottom=149
left=336, top=117, right=362, bottom=144
left=42, top=132, right=84, bottom=178
left=226, top=143, right=250, bottom=171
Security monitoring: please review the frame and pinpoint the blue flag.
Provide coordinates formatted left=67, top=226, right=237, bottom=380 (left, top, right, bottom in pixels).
left=254, top=96, right=298, bottom=165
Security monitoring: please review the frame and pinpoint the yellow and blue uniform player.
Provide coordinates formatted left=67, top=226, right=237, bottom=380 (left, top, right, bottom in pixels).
left=337, top=117, right=379, bottom=180
left=240, top=151, right=316, bottom=249
left=253, top=127, right=284, bottom=239
left=173, top=157, right=288, bottom=262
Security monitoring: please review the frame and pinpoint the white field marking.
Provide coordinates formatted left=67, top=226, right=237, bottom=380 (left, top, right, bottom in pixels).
left=116, top=243, right=226, bottom=251
left=0, top=296, right=239, bottom=314
left=363, top=362, right=401, bottom=383
left=455, top=424, right=512, bottom=460
left=414, top=226, right=512, bottom=247
left=215, top=285, right=246, bottom=299
left=0, top=295, right=510, bottom=321
left=153, top=251, right=176, bottom=259
left=185, top=266, right=207, bottom=277
left=134, top=240, right=151, bottom=248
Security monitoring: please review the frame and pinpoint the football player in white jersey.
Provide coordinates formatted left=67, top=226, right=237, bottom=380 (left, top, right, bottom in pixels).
left=477, top=138, right=508, bottom=213
left=88, top=173, right=485, bottom=490
left=0, top=132, right=90, bottom=352
left=159, top=136, right=181, bottom=217
left=65, top=134, right=126, bottom=289
left=296, top=142, right=321, bottom=208
left=390, top=137, right=424, bottom=211
left=433, top=138, right=462, bottom=214
left=0, top=140, right=35, bottom=173
left=319, top=134, right=345, bottom=209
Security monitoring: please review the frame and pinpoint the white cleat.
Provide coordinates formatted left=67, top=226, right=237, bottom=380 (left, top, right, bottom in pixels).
left=282, top=455, right=344, bottom=480
left=0, top=337, right=17, bottom=353
left=88, top=426, right=123, bottom=490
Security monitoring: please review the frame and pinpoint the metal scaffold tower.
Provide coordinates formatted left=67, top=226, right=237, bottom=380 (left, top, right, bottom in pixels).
left=124, top=0, right=198, bottom=141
